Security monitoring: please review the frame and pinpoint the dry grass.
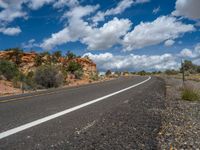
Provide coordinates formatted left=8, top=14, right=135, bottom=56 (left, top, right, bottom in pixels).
left=181, top=84, right=200, bottom=101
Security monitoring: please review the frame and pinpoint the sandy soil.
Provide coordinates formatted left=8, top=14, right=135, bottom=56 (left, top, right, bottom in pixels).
left=0, top=77, right=116, bottom=97
left=0, top=80, right=21, bottom=96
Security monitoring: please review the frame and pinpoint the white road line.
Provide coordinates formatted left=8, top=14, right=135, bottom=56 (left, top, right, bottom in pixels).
left=0, top=76, right=151, bottom=140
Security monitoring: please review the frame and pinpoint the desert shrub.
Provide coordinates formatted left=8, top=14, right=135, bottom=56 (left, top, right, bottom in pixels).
left=123, top=71, right=130, bottom=75
left=66, top=51, right=76, bottom=60
left=12, top=73, right=26, bottom=89
left=12, top=76, right=21, bottom=88
left=13, top=71, right=36, bottom=90
left=114, top=71, right=121, bottom=76
left=10, top=48, right=23, bottom=65
left=52, top=50, right=62, bottom=63
left=138, top=70, right=146, bottom=76
left=180, top=60, right=200, bottom=74
left=61, top=66, right=68, bottom=78
left=197, top=66, right=200, bottom=73
left=105, top=70, right=112, bottom=76
left=40, top=51, right=51, bottom=64
left=34, top=55, right=43, bottom=66
left=181, top=86, right=199, bottom=101
left=74, top=69, right=83, bottom=79
left=165, top=69, right=179, bottom=75
left=0, top=60, right=19, bottom=80
left=67, top=61, right=82, bottom=73
left=40, top=51, right=50, bottom=57
left=25, top=71, right=37, bottom=89
left=90, top=73, right=99, bottom=81
left=34, top=65, right=64, bottom=88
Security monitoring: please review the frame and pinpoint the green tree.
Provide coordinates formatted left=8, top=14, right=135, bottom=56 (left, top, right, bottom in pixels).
left=66, top=51, right=76, bottom=60
left=40, top=51, right=51, bottom=64
left=67, top=61, right=82, bottom=73
left=197, top=66, right=200, bottom=73
left=105, top=70, right=112, bottom=76
left=11, top=48, right=23, bottom=65
left=181, top=60, right=197, bottom=74
left=52, top=50, right=62, bottom=63
left=40, top=51, right=50, bottom=57
left=114, top=71, right=121, bottom=76
left=138, top=70, right=146, bottom=76
left=165, top=69, right=179, bottom=75
left=34, top=55, right=43, bottom=66
left=0, top=60, right=19, bottom=80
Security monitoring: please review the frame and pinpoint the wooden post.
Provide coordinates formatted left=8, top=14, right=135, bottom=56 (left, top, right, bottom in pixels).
left=182, top=59, right=185, bottom=83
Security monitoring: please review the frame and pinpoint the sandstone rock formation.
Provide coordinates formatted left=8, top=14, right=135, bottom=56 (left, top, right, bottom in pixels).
left=0, top=50, right=97, bottom=77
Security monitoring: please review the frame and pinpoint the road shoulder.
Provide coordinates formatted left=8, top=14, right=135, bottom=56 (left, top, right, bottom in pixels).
left=157, top=77, right=200, bottom=149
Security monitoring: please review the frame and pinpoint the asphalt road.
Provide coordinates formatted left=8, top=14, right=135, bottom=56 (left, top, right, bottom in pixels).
left=0, top=76, right=165, bottom=149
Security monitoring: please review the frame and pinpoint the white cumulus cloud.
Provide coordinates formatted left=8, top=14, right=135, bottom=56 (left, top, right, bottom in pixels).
left=83, top=52, right=179, bottom=71
left=164, top=39, right=175, bottom=47
left=27, top=0, right=54, bottom=10
left=22, top=39, right=40, bottom=49
left=173, top=0, right=200, bottom=20
left=41, top=28, right=71, bottom=50
left=53, top=0, right=79, bottom=8
left=41, top=5, right=98, bottom=50
left=180, top=48, right=194, bottom=58
left=0, top=26, right=21, bottom=35
left=0, top=0, right=27, bottom=24
left=82, top=18, right=132, bottom=50
left=123, top=16, right=195, bottom=51
left=41, top=5, right=132, bottom=50
left=179, top=43, right=200, bottom=58
left=92, top=0, right=149, bottom=23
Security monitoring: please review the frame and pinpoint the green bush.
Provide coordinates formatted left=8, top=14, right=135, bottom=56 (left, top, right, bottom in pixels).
left=0, top=60, right=19, bottom=80
left=34, top=55, right=43, bottom=66
left=105, top=70, right=112, bottom=76
left=12, top=73, right=25, bottom=88
left=90, top=73, right=99, bottom=81
left=52, top=50, right=62, bottom=63
left=10, top=48, right=23, bottom=65
left=25, top=71, right=37, bottom=89
left=67, top=61, right=82, bottom=73
left=181, top=87, right=199, bottom=101
left=74, top=69, right=83, bottom=79
left=165, top=69, right=179, bottom=75
left=66, top=51, right=76, bottom=60
left=34, top=65, right=64, bottom=88
left=137, top=70, right=146, bottom=76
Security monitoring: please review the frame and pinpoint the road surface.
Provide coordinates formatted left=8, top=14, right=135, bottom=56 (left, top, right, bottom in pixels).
left=0, top=76, right=165, bottom=149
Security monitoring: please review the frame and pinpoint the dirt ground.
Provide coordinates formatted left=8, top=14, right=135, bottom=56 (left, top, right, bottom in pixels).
left=0, top=77, right=115, bottom=97
left=0, top=80, right=21, bottom=96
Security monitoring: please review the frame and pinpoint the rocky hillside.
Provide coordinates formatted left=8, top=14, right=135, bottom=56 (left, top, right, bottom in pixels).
left=0, top=50, right=97, bottom=79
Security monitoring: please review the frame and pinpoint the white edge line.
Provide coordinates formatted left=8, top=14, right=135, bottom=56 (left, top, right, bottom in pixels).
left=0, top=76, right=151, bottom=140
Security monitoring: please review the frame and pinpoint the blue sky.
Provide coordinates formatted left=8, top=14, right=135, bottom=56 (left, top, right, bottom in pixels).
left=0, top=0, right=200, bottom=71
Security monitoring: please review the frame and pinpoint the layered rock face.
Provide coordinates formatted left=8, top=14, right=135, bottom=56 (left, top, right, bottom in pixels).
left=0, top=50, right=97, bottom=77
left=0, top=51, right=37, bottom=73
left=74, top=58, right=97, bottom=78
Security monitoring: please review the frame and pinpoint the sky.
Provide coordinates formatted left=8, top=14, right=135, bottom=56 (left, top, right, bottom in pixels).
left=0, top=0, right=200, bottom=71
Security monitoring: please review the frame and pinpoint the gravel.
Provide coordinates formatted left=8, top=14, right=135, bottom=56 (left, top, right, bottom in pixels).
left=64, top=77, right=166, bottom=150
left=157, top=77, right=200, bottom=150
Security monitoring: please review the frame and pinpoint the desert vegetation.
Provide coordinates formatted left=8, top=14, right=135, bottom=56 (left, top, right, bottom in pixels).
left=181, top=86, right=199, bottom=101
left=0, top=48, right=97, bottom=94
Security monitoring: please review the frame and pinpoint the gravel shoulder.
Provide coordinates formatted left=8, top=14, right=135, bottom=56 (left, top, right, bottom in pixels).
left=157, top=77, right=200, bottom=149
left=65, top=77, right=166, bottom=150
